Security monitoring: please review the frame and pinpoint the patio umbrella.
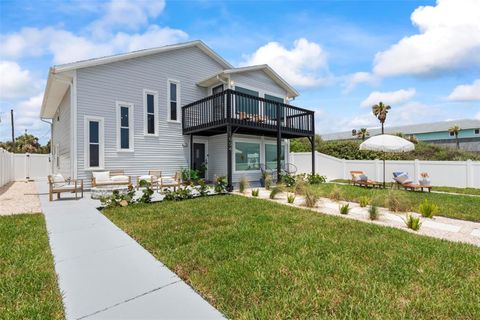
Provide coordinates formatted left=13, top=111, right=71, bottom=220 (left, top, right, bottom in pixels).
left=359, top=134, right=415, bottom=187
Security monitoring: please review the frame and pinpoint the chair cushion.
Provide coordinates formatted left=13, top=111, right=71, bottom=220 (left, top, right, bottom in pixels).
left=52, top=173, right=66, bottom=187
left=111, top=175, right=129, bottom=183
left=93, top=171, right=110, bottom=182
left=139, top=175, right=155, bottom=181
left=351, top=173, right=361, bottom=181
left=394, top=173, right=410, bottom=184
left=392, top=172, right=405, bottom=178
left=359, top=174, right=368, bottom=181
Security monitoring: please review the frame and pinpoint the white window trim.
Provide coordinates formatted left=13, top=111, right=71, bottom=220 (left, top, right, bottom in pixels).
left=116, top=101, right=134, bottom=152
left=143, top=89, right=159, bottom=136
left=167, top=79, right=181, bottom=123
left=233, top=138, right=262, bottom=174
left=84, top=116, right=105, bottom=170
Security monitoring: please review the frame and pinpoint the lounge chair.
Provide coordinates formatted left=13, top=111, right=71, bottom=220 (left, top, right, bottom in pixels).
left=161, top=171, right=181, bottom=191
left=47, top=174, right=84, bottom=201
left=136, top=170, right=161, bottom=190
left=392, top=172, right=431, bottom=192
left=91, top=170, right=131, bottom=188
left=350, top=171, right=382, bottom=188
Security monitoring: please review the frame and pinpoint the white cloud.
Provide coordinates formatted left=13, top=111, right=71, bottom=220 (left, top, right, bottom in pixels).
left=373, top=0, right=480, bottom=77
left=241, top=38, right=330, bottom=87
left=0, top=61, right=37, bottom=99
left=11, top=93, right=47, bottom=134
left=476, top=112, right=480, bottom=120
left=88, top=0, right=166, bottom=37
left=360, top=88, right=416, bottom=107
left=446, top=79, right=480, bottom=101
left=342, top=72, right=378, bottom=93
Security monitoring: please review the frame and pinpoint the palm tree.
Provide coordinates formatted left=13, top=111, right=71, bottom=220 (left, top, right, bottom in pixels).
left=372, top=102, right=391, bottom=134
left=448, top=125, right=461, bottom=149
left=357, top=128, right=369, bottom=141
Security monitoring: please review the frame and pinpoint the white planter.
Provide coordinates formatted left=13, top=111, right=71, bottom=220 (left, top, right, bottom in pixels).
left=419, top=177, right=430, bottom=187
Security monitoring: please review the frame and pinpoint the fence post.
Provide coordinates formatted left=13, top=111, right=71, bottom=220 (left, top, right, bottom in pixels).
left=375, top=159, right=381, bottom=182
left=466, top=159, right=473, bottom=188
left=414, top=159, right=420, bottom=184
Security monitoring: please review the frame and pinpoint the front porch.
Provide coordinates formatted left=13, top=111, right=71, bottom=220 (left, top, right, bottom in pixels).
left=182, top=89, right=316, bottom=190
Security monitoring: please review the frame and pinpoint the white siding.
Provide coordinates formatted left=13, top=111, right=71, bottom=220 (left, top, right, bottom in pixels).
left=51, top=88, right=71, bottom=177
left=75, top=46, right=225, bottom=186
left=231, top=70, right=287, bottom=98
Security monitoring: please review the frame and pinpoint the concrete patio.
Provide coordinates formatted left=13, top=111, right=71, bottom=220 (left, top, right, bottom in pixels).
left=36, top=182, right=223, bottom=320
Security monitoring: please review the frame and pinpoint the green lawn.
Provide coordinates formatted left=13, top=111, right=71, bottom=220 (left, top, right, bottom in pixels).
left=104, top=196, right=480, bottom=319
left=0, top=214, right=64, bottom=320
left=314, top=183, right=480, bottom=222
left=330, top=179, right=480, bottom=196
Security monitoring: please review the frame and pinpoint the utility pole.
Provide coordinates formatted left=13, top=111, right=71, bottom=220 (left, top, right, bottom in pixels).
left=11, top=109, right=15, bottom=152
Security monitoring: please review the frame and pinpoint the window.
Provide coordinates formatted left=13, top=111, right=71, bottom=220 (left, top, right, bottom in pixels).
left=116, top=102, right=134, bottom=151
left=235, top=142, right=260, bottom=171
left=235, top=86, right=259, bottom=114
left=475, top=129, right=479, bottom=135
left=85, top=116, right=104, bottom=169
left=449, top=131, right=455, bottom=137
left=143, top=90, right=158, bottom=135
left=264, top=94, right=284, bottom=120
left=265, top=144, right=285, bottom=169
left=168, top=80, right=180, bottom=122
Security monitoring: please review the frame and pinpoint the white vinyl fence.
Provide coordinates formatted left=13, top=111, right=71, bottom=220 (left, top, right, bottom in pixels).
left=291, top=152, right=480, bottom=188
left=0, top=148, right=51, bottom=187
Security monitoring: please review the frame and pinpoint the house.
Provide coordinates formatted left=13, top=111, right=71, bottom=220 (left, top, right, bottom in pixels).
left=40, top=41, right=315, bottom=190
left=322, top=119, right=480, bottom=151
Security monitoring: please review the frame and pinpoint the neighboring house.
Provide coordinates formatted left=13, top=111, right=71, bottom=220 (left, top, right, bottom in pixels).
left=322, top=119, right=480, bottom=151
left=40, top=41, right=315, bottom=189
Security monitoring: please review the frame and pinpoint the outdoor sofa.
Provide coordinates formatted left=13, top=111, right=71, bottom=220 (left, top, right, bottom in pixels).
left=91, top=170, right=131, bottom=188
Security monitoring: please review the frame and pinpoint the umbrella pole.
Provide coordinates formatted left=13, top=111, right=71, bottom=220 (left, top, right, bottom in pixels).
left=383, top=153, right=386, bottom=189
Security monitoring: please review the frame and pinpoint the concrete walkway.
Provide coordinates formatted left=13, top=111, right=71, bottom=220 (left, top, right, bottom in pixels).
left=36, top=182, right=223, bottom=320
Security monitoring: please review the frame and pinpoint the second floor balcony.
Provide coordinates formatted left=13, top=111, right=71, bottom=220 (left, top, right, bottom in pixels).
left=182, top=89, right=315, bottom=138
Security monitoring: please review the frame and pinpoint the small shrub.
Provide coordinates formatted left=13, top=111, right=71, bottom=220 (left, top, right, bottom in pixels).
left=368, top=205, right=379, bottom=220
left=196, top=179, right=209, bottom=196
left=163, top=187, right=193, bottom=201
left=264, top=174, right=273, bottom=190
left=269, top=184, right=285, bottom=199
left=214, top=176, right=228, bottom=193
left=358, top=196, right=370, bottom=207
left=405, top=214, right=421, bottom=231
left=418, top=199, right=438, bottom=218
left=251, top=188, right=259, bottom=197
left=239, top=176, right=249, bottom=193
left=385, top=190, right=410, bottom=212
left=307, top=173, right=326, bottom=185
left=287, top=193, right=296, bottom=204
left=279, top=172, right=296, bottom=187
left=100, top=184, right=135, bottom=208
left=303, top=187, right=320, bottom=208
left=181, top=168, right=200, bottom=184
left=138, top=180, right=154, bottom=203
left=294, top=179, right=307, bottom=195
left=339, top=203, right=350, bottom=215
left=329, top=185, right=343, bottom=201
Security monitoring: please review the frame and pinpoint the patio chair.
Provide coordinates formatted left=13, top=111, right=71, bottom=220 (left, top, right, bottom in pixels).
left=47, top=174, right=84, bottom=201
left=350, top=171, right=382, bottom=188
left=91, top=170, right=131, bottom=187
left=136, top=170, right=161, bottom=190
left=392, top=172, right=431, bottom=192
left=161, top=171, right=182, bottom=191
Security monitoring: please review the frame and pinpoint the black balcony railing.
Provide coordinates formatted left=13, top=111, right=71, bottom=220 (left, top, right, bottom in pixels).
left=182, top=89, right=315, bottom=137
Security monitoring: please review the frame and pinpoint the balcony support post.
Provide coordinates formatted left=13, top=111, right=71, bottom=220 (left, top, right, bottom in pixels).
left=226, top=90, right=233, bottom=192
left=190, top=134, right=194, bottom=170
left=276, top=103, right=282, bottom=182
left=311, top=112, right=315, bottom=175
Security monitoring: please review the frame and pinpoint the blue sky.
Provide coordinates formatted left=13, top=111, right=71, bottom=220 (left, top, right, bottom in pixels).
left=1, top=0, right=479, bottom=144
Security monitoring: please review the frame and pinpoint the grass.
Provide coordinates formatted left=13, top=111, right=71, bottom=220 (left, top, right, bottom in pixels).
left=0, top=214, right=64, bottom=320
left=312, top=183, right=480, bottom=222
left=104, top=196, right=480, bottom=319
left=331, top=179, right=480, bottom=196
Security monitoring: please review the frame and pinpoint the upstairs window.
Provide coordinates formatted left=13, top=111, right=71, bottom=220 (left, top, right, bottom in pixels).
left=235, top=86, right=259, bottom=114
left=144, top=90, right=158, bottom=135
left=117, top=102, right=134, bottom=151
left=168, top=80, right=180, bottom=122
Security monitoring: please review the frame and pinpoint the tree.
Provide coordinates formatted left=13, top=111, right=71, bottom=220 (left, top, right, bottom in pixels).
left=290, top=135, right=322, bottom=152
left=372, top=102, right=391, bottom=134
left=0, top=134, right=50, bottom=154
left=357, top=128, right=369, bottom=141
left=448, top=125, right=461, bottom=149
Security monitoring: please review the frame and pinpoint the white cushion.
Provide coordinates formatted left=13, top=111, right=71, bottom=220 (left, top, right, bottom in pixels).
left=53, top=173, right=65, bottom=183
left=93, top=171, right=110, bottom=182
left=394, top=173, right=410, bottom=184
left=139, top=175, right=154, bottom=181
left=111, top=175, right=129, bottom=183
left=352, top=174, right=361, bottom=181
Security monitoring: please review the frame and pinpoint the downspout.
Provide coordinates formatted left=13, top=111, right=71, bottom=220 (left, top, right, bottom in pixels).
left=40, top=117, right=53, bottom=173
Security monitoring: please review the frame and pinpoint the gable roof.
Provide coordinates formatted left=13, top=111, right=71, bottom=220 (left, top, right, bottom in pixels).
left=197, top=64, right=299, bottom=98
